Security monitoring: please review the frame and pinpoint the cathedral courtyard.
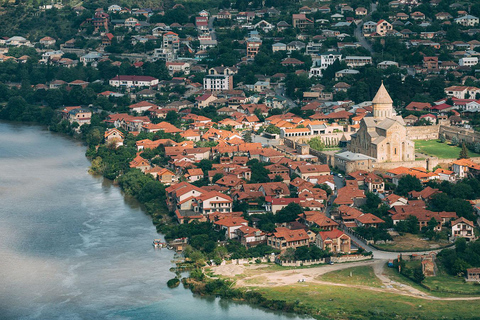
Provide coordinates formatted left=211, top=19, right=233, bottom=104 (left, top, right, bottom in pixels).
left=415, top=140, right=480, bottom=159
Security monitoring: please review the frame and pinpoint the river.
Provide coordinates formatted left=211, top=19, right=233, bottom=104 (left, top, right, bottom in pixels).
left=0, top=122, right=311, bottom=320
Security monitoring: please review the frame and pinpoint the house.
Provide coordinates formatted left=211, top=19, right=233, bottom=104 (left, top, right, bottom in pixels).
left=195, top=93, right=217, bottom=108
left=166, top=61, right=190, bottom=75
left=236, top=226, right=267, bottom=246
left=334, top=181, right=366, bottom=206
left=300, top=211, right=338, bottom=230
left=146, top=167, right=177, bottom=184
left=444, top=86, right=480, bottom=99
left=265, top=197, right=303, bottom=213
left=246, top=37, right=262, bottom=59
left=376, top=20, right=392, bottom=36
left=186, top=168, right=204, bottom=182
left=104, top=128, right=124, bottom=147
left=292, top=14, right=313, bottom=29
left=129, top=154, right=151, bottom=172
left=451, top=217, right=476, bottom=242
left=466, top=268, right=480, bottom=281
left=109, top=75, right=159, bottom=88
left=455, top=15, right=479, bottom=27
left=316, top=229, right=351, bottom=253
left=214, top=217, right=248, bottom=239
left=66, top=108, right=91, bottom=125
left=129, top=101, right=160, bottom=113
left=39, top=36, right=56, bottom=47
left=195, top=191, right=233, bottom=214
left=434, top=168, right=456, bottom=182
left=272, top=42, right=287, bottom=52
left=355, top=213, right=385, bottom=228
left=294, top=164, right=330, bottom=179
left=267, top=227, right=310, bottom=251
left=355, top=7, right=367, bottom=16
left=451, top=158, right=480, bottom=178
left=142, top=122, right=182, bottom=134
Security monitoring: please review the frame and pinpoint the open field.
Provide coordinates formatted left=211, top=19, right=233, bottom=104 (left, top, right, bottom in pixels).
left=318, top=266, right=382, bottom=288
left=374, top=233, right=450, bottom=251
left=257, top=283, right=480, bottom=320
left=414, top=139, right=480, bottom=159
left=423, top=267, right=480, bottom=295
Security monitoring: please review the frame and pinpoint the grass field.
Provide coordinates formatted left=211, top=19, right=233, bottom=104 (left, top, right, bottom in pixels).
left=374, top=233, right=450, bottom=251
left=318, top=266, right=382, bottom=288
left=257, top=283, right=480, bottom=320
left=383, top=264, right=480, bottom=297
left=414, top=140, right=480, bottom=159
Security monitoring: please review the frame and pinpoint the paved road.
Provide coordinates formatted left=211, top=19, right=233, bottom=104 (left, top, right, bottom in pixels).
left=208, top=16, right=217, bottom=41
left=275, top=84, right=298, bottom=111
left=353, top=3, right=377, bottom=54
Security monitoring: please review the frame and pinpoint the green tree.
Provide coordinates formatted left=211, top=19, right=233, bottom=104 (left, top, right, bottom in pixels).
left=308, top=137, right=324, bottom=151
left=395, top=175, right=423, bottom=196
left=459, top=142, right=469, bottom=159
left=265, top=124, right=280, bottom=135
left=275, top=203, right=303, bottom=223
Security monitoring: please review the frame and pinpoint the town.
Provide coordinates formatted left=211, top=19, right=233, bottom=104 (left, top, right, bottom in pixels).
left=1, top=0, right=480, bottom=318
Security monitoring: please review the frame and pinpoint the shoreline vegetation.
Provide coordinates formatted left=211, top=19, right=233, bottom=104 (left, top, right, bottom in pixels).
left=2, top=118, right=480, bottom=319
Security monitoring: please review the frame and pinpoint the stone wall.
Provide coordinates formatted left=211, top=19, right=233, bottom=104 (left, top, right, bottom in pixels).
left=330, top=254, right=372, bottom=263
left=275, top=258, right=326, bottom=267
left=232, top=256, right=272, bottom=265
left=407, top=125, right=440, bottom=140
left=440, top=125, right=480, bottom=144
left=374, top=159, right=427, bottom=171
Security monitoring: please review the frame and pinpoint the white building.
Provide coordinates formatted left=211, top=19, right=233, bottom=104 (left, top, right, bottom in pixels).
left=459, top=57, right=478, bottom=67
left=109, top=75, right=159, bottom=88
left=310, top=52, right=342, bottom=77
left=166, top=61, right=190, bottom=75
left=455, top=15, right=479, bottom=27
left=344, top=56, right=372, bottom=67
left=203, top=74, right=232, bottom=91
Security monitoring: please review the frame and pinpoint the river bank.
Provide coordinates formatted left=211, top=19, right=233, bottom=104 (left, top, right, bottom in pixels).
left=186, top=260, right=480, bottom=320
left=0, top=121, right=309, bottom=320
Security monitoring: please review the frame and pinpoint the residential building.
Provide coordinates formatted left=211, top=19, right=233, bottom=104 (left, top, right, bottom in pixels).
left=376, top=20, right=392, bottom=36
left=455, top=15, right=479, bottom=27
left=316, top=229, right=351, bottom=253
left=246, top=37, right=262, bottom=59
left=292, top=13, right=313, bottom=29
left=109, top=75, right=159, bottom=88
left=451, top=217, right=476, bottom=242
left=267, top=227, right=310, bottom=251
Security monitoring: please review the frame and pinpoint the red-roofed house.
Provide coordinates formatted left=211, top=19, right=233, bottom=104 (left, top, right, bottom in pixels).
left=451, top=217, right=476, bottom=242
left=268, top=227, right=310, bottom=251
left=214, top=217, right=248, bottom=239
left=194, top=191, right=233, bottom=214
left=195, top=93, right=217, bottom=108
left=316, top=229, right=351, bottom=253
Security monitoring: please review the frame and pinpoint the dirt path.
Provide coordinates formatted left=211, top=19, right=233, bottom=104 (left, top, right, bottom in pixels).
left=210, top=260, right=480, bottom=301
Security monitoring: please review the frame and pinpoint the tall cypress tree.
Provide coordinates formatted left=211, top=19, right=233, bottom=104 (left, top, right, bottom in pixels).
left=459, top=142, right=469, bottom=159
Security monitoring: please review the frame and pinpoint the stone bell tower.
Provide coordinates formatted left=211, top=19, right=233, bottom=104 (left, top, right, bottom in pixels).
left=372, top=81, right=394, bottom=120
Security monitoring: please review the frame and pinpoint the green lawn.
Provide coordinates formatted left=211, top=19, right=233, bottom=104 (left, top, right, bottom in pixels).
left=318, top=266, right=382, bottom=288
left=257, top=283, right=480, bottom=320
left=383, top=264, right=480, bottom=297
left=414, top=140, right=480, bottom=159
left=422, top=267, right=480, bottom=295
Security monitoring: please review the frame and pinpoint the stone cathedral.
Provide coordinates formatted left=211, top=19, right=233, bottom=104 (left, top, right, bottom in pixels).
left=349, top=82, right=415, bottom=163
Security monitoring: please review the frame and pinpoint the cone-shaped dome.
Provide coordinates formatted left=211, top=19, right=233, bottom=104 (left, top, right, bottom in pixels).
left=372, top=82, right=393, bottom=104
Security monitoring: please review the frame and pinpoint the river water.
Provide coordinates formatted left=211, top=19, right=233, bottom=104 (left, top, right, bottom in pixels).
left=0, top=122, right=308, bottom=320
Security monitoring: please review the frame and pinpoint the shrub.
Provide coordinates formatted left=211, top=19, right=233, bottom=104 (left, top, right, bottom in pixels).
left=167, top=278, right=180, bottom=288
